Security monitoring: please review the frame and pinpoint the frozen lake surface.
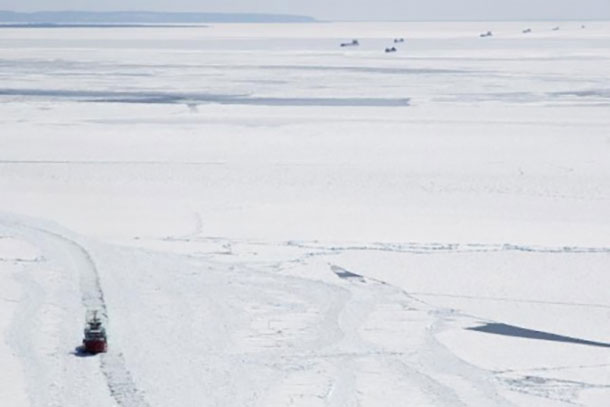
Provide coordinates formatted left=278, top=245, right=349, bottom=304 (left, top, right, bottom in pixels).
left=1, top=21, right=609, bottom=406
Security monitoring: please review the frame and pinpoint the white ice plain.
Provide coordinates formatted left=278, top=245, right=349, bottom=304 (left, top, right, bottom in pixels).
left=0, top=21, right=609, bottom=406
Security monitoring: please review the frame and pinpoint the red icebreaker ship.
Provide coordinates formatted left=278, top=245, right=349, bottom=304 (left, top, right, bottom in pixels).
left=83, top=310, right=107, bottom=354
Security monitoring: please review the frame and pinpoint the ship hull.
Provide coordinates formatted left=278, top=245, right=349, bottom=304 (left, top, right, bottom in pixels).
left=83, top=339, right=107, bottom=354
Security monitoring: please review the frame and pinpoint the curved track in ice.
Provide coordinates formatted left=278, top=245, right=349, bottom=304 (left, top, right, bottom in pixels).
left=1, top=214, right=150, bottom=407
left=325, top=264, right=516, bottom=407
left=4, top=214, right=608, bottom=405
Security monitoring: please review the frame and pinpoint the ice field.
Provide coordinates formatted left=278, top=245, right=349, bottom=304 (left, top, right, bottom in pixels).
left=1, top=21, right=610, bottom=406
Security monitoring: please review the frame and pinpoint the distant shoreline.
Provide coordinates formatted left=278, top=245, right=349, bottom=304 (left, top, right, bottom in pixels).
left=0, top=10, right=316, bottom=24
left=0, top=23, right=210, bottom=28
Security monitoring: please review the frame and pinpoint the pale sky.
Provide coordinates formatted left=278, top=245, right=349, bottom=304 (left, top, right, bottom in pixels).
left=2, top=0, right=610, bottom=21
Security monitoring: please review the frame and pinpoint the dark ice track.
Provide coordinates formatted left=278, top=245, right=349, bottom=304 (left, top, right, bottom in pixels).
left=0, top=88, right=411, bottom=107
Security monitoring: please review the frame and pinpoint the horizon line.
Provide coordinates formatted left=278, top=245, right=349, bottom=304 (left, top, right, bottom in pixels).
left=1, top=10, right=609, bottom=24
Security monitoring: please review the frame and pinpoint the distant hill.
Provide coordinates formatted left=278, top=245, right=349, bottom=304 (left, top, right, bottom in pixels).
left=0, top=10, right=316, bottom=24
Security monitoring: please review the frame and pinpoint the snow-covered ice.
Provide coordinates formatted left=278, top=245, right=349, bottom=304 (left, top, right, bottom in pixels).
left=1, top=21, right=609, bottom=406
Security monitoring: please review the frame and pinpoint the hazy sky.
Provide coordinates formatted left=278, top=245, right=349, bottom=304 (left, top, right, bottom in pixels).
left=2, top=0, right=610, bottom=21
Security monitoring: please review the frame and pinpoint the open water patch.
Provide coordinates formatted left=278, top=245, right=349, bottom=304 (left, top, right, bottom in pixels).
left=468, top=323, right=610, bottom=348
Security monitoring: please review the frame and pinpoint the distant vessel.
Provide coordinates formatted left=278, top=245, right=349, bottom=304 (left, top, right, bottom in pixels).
left=480, top=31, right=493, bottom=38
left=385, top=46, right=397, bottom=53
left=340, top=39, right=359, bottom=47
left=83, top=310, right=107, bottom=354
left=552, top=26, right=560, bottom=31
left=522, top=28, right=532, bottom=34
left=393, top=38, right=405, bottom=43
